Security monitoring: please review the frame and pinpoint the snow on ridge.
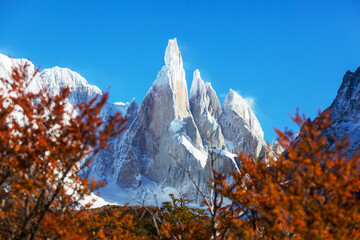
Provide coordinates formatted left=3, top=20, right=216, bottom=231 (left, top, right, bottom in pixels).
left=39, top=67, right=102, bottom=96
left=0, top=53, right=37, bottom=88
left=153, top=38, right=186, bottom=88
left=114, top=102, right=130, bottom=116
left=0, top=53, right=102, bottom=103
left=178, top=135, right=207, bottom=168
left=169, top=119, right=185, bottom=134
left=212, top=149, right=241, bottom=173
left=224, top=89, right=252, bottom=114
left=190, top=69, right=205, bottom=99
left=79, top=192, right=115, bottom=209
left=223, top=89, right=264, bottom=138
left=143, top=40, right=183, bottom=103
left=0, top=53, right=35, bottom=70
left=212, top=149, right=237, bottom=160
left=164, top=38, right=183, bottom=69
left=92, top=178, right=177, bottom=207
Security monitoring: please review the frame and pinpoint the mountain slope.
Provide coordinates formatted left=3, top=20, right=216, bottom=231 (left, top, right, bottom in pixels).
left=0, top=39, right=270, bottom=204
left=321, top=67, right=360, bottom=151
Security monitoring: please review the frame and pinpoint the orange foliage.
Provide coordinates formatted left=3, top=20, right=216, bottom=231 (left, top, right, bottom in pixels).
left=154, top=193, right=211, bottom=239
left=2, top=63, right=359, bottom=240
left=214, top=110, right=360, bottom=239
left=0, top=64, right=137, bottom=239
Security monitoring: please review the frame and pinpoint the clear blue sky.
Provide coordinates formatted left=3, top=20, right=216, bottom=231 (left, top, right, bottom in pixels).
left=1, top=0, right=360, bottom=142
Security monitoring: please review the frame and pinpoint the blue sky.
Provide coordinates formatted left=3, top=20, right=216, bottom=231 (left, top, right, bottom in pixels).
left=1, top=0, right=360, bottom=142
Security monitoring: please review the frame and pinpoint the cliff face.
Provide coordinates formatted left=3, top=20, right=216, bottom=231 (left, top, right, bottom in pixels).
left=321, top=67, right=360, bottom=152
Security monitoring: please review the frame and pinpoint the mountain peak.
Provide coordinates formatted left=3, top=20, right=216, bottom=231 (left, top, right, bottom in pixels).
left=39, top=66, right=102, bottom=100
left=227, top=88, right=237, bottom=97
left=193, top=68, right=201, bottom=78
left=164, top=38, right=183, bottom=69
left=190, top=69, right=205, bottom=99
left=223, top=89, right=264, bottom=138
left=151, top=38, right=188, bottom=101
left=224, top=89, right=249, bottom=113
left=354, top=66, right=360, bottom=76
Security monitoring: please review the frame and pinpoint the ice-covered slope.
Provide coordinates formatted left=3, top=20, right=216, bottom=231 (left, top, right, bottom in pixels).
left=219, top=89, right=268, bottom=158
left=0, top=54, right=36, bottom=83
left=38, top=67, right=102, bottom=104
left=190, top=70, right=225, bottom=149
left=0, top=53, right=102, bottom=104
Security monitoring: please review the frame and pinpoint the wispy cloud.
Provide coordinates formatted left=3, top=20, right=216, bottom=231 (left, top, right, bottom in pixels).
left=245, top=96, right=255, bottom=110
left=219, top=89, right=257, bottom=113
left=234, top=90, right=257, bottom=114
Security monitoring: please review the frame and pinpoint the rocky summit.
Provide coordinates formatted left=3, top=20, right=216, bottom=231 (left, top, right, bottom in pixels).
left=0, top=39, right=271, bottom=204
left=320, top=67, right=360, bottom=152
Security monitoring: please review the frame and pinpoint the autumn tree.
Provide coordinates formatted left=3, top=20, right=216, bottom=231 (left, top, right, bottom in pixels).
left=158, top=193, right=210, bottom=239
left=114, top=111, right=360, bottom=239
left=214, top=110, right=360, bottom=239
left=3, top=63, right=359, bottom=240
left=129, top=192, right=211, bottom=240
left=0, top=63, right=138, bottom=239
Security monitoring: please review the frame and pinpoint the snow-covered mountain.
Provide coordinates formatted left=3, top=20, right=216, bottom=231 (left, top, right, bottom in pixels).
left=321, top=67, right=360, bottom=152
left=0, top=54, right=102, bottom=103
left=0, top=39, right=270, bottom=204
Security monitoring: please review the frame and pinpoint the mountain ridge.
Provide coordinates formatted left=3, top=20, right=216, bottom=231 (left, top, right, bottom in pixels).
left=0, top=39, right=272, bottom=204
left=320, top=66, right=360, bottom=152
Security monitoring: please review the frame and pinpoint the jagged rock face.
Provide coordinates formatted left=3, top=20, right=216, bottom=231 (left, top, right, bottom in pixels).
left=118, top=39, right=206, bottom=189
left=190, top=70, right=225, bottom=149
left=0, top=39, right=271, bottom=203
left=223, top=89, right=263, bottom=139
left=139, top=39, right=196, bottom=135
left=322, top=67, right=360, bottom=150
left=83, top=101, right=136, bottom=184
left=220, top=89, right=267, bottom=158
